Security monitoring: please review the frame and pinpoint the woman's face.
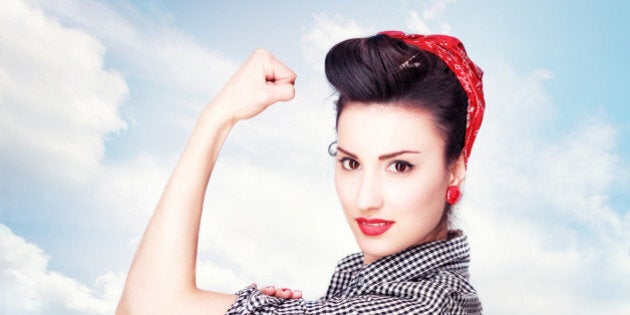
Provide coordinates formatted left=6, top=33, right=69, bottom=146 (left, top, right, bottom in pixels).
left=335, top=102, right=463, bottom=265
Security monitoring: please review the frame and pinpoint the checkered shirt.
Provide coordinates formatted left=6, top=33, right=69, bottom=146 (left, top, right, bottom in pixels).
left=226, top=231, right=481, bottom=314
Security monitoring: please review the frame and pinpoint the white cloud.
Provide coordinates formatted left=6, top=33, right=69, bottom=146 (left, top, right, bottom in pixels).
left=92, top=153, right=170, bottom=231
left=406, top=0, right=453, bottom=34
left=538, top=120, right=621, bottom=232
left=0, top=0, right=170, bottom=252
left=30, top=0, right=242, bottom=163
left=458, top=60, right=630, bottom=314
left=301, top=13, right=372, bottom=71
left=422, top=0, right=453, bottom=22
left=0, top=1, right=180, bottom=312
left=0, top=224, right=124, bottom=314
left=36, top=0, right=237, bottom=98
left=0, top=0, right=237, bottom=232
left=462, top=208, right=630, bottom=314
left=0, top=0, right=127, bottom=183
left=406, top=11, right=432, bottom=34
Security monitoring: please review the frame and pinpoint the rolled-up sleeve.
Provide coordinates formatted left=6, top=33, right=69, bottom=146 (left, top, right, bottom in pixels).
left=224, top=284, right=478, bottom=315
left=226, top=285, right=354, bottom=315
left=226, top=285, right=293, bottom=314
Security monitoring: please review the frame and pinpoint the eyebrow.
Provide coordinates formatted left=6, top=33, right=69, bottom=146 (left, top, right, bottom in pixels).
left=337, top=146, right=420, bottom=160
left=379, top=150, right=421, bottom=160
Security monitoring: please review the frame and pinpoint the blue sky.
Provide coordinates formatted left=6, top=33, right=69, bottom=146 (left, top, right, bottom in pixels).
left=1, top=0, right=628, bottom=314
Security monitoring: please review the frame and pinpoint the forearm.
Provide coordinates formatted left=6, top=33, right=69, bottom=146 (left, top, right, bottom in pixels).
left=119, top=104, right=234, bottom=310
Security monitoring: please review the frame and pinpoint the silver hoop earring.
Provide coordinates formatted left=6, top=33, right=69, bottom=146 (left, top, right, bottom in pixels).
left=327, top=140, right=337, bottom=156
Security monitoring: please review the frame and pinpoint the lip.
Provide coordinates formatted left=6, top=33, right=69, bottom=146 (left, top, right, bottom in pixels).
left=355, top=217, right=395, bottom=236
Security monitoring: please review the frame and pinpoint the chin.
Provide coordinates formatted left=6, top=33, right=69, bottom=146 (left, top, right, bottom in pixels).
left=356, top=236, right=403, bottom=262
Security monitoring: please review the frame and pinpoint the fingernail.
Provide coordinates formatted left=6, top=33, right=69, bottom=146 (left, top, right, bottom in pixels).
left=294, top=290, right=302, bottom=295
left=281, top=288, right=290, bottom=292
left=250, top=283, right=257, bottom=287
left=264, top=286, right=275, bottom=290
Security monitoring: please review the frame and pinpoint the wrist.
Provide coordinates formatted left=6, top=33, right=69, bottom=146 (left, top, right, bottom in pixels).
left=198, top=102, right=237, bottom=133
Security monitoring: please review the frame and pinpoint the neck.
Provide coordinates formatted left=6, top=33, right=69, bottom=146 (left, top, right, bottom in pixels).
left=362, top=223, right=449, bottom=265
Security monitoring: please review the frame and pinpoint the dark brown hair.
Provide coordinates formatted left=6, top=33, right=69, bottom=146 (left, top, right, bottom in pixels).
left=325, top=34, right=468, bottom=164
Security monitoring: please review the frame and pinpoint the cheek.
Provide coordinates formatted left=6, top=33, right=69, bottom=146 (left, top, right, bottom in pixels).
left=334, top=170, right=354, bottom=211
left=385, top=171, right=448, bottom=215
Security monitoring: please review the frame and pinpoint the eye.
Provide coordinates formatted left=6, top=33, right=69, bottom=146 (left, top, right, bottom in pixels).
left=387, top=160, right=414, bottom=173
left=338, top=157, right=360, bottom=171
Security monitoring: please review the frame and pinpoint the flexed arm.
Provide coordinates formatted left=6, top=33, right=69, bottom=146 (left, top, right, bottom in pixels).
left=117, top=49, right=297, bottom=315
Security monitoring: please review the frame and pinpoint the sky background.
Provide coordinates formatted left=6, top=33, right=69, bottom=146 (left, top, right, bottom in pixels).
left=1, top=0, right=629, bottom=314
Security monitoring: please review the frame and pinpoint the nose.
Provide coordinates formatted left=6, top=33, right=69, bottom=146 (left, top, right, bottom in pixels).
left=356, top=171, right=383, bottom=212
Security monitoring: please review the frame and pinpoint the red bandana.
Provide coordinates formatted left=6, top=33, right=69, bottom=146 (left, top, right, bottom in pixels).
left=379, top=31, right=485, bottom=166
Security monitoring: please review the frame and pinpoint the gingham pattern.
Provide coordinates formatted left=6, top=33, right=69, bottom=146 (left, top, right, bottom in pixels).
left=226, top=231, right=481, bottom=314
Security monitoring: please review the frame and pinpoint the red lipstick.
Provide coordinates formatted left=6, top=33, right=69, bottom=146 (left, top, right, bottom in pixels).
left=355, top=217, right=395, bottom=236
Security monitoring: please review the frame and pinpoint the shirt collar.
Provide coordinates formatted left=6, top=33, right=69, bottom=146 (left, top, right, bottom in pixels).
left=327, top=230, right=471, bottom=298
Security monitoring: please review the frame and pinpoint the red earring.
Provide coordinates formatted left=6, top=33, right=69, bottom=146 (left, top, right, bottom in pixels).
left=446, top=186, right=461, bottom=205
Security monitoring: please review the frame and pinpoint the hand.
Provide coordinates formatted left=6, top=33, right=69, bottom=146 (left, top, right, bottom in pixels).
left=208, top=49, right=297, bottom=124
left=255, top=284, right=302, bottom=299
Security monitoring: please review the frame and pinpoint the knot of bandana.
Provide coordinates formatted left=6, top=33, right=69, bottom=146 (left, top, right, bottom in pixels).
left=379, top=30, right=485, bottom=166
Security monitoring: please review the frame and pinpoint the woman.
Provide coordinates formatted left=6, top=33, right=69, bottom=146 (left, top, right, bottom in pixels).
left=117, top=30, right=485, bottom=314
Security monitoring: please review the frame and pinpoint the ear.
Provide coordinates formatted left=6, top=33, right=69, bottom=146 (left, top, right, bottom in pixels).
left=448, top=152, right=466, bottom=186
